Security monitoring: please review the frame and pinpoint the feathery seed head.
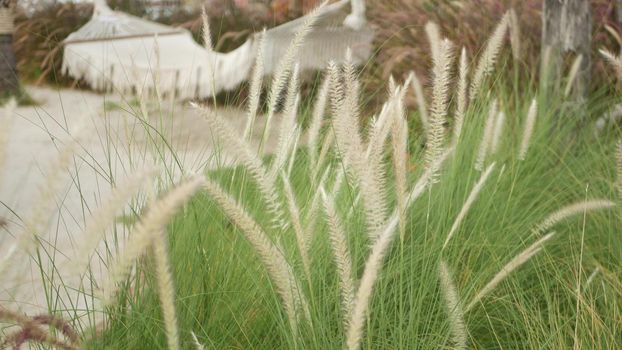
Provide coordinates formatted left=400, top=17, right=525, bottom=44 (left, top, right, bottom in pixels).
left=425, top=38, right=455, bottom=181
left=490, top=111, right=506, bottom=155
left=533, top=200, right=616, bottom=236
left=201, top=6, right=213, bottom=51
left=518, top=99, right=537, bottom=160
left=425, top=21, right=441, bottom=64
left=453, top=47, right=469, bottom=143
left=600, top=49, right=622, bottom=81
left=470, top=12, right=510, bottom=101
left=438, top=260, right=468, bottom=350
left=475, top=99, right=497, bottom=171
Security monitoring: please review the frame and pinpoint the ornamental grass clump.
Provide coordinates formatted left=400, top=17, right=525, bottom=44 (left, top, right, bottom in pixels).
left=8, top=6, right=622, bottom=350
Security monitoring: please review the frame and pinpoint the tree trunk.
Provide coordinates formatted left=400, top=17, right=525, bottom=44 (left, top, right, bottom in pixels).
left=541, top=0, right=592, bottom=99
left=0, top=0, right=18, bottom=96
left=616, top=0, right=622, bottom=28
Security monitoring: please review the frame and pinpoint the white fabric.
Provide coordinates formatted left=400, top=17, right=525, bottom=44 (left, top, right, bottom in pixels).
left=63, top=33, right=255, bottom=98
left=62, top=0, right=373, bottom=99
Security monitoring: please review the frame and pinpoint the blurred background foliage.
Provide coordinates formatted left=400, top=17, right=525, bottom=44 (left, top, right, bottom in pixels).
left=12, top=0, right=622, bottom=105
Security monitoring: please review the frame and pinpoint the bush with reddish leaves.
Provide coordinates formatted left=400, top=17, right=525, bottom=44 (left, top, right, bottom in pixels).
left=367, top=0, right=621, bottom=90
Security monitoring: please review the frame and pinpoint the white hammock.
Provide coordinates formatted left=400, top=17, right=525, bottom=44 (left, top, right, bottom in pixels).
left=62, top=0, right=373, bottom=99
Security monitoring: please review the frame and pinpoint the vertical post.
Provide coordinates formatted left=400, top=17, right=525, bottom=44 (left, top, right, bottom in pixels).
left=0, top=0, right=18, bottom=96
left=289, top=0, right=303, bottom=17
left=615, top=0, right=622, bottom=28
left=541, top=0, right=592, bottom=100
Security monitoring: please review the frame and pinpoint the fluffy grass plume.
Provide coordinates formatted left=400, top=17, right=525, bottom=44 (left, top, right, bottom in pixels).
left=200, top=106, right=284, bottom=227
left=191, top=331, right=205, bottom=350
left=466, top=231, right=557, bottom=311
left=453, top=47, right=469, bottom=142
left=345, top=148, right=453, bottom=350
left=533, top=200, right=616, bottom=236
left=260, top=0, right=327, bottom=151
left=508, top=9, right=521, bottom=61
left=518, top=99, right=537, bottom=160
left=366, top=97, right=394, bottom=165
left=408, top=70, right=429, bottom=131
left=475, top=100, right=497, bottom=171
left=321, top=188, right=355, bottom=328
left=425, top=21, right=442, bottom=64
left=469, top=12, right=510, bottom=101
left=564, top=55, right=583, bottom=97
left=307, top=73, right=330, bottom=170
left=202, top=177, right=307, bottom=334
left=102, top=176, right=206, bottom=303
left=305, top=165, right=332, bottom=235
left=443, top=162, right=496, bottom=249
left=201, top=6, right=213, bottom=51
left=73, top=168, right=156, bottom=272
left=152, top=229, right=180, bottom=350
left=330, top=58, right=388, bottom=238
left=286, top=125, right=301, bottom=177
left=313, top=127, right=335, bottom=181
left=282, top=173, right=312, bottom=282
left=391, top=107, right=408, bottom=241
left=425, top=38, right=454, bottom=180
left=438, top=260, right=468, bottom=350
left=243, top=29, right=266, bottom=140
left=490, top=111, right=505, bottom=155
left=271, top=64, right=301, bottom=176
left=600, top=49, right=622, bottom=81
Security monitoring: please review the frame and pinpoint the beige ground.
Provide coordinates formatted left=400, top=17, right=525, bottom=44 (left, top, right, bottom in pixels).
left=0, top=85, right=278, bottom=327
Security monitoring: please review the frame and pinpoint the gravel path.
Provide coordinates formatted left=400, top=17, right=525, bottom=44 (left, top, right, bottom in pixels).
left=0, top=85, right=276, bottom=328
